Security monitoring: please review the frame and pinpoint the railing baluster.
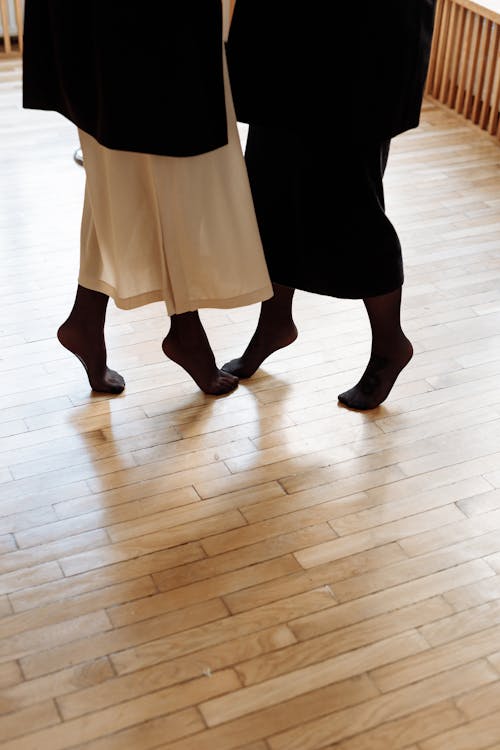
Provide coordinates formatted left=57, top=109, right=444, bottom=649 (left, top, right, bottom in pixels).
left=13, top=0, right=22, bottom=52
left=427, top=0, right=446, bottom=93
left=440, top=0, right=459, bottom=101
left=456, top=8, right=475, bottom=113
left=487, top=27, right=500, bottom=134
left=0, top=0, right=12, bottom=55
left=471, top=18, right=492, bottom=122
left=447, top=3, right=467, bottom=107
left=478, top=21, right=499, bottom=128
left=433, top=0, right=453, bottom=98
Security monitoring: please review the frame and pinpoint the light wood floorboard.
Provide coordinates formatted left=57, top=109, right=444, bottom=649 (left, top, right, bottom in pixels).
left=1, top=59, right=500, bottom=749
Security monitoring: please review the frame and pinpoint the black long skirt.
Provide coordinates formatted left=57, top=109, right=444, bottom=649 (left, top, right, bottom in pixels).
left=244, top=125, right=404, bottom=299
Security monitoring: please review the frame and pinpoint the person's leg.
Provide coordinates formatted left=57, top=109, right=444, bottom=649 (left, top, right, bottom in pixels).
left=162, top=311, right=239, bottom=395
left=57, top=284, right=125, bottom=393
left=222, top=283, right=297, bottom=378
left=338, top=286, right=413, bottom=410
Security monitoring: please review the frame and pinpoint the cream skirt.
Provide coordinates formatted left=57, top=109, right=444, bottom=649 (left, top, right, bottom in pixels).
left=77, top=42, right=272, bottom=315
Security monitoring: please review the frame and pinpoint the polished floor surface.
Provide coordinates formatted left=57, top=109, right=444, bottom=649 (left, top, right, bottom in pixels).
left=1, top=58, right=500, bottom=750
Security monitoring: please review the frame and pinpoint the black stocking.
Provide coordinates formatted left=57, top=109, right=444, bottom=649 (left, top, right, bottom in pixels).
left=338, top=287, right=413, bottom=410
left=162, top=310, right=238, bottom=395
left=222, top=283, right=298, bottom=378
left=57, top=284, right=125, bottom=393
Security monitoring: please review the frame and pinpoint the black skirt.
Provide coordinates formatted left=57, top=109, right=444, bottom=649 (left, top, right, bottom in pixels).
left=244, top=126, right=404, bottom=299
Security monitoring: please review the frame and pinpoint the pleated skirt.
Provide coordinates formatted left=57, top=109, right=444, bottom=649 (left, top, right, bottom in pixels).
left=244, top=125, right=404, bottom=299
left=77, top=47, right=272, bottom=315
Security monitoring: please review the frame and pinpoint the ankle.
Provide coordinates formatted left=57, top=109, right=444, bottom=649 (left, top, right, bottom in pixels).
left=371, top=333, right=412, bottom=359
left=258, top=310, right=296, bottom=329
left=61, top=314, right=105, bottom=332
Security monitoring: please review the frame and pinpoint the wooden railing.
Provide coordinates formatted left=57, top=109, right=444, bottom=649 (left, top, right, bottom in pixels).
left=426, top=0, right=500, bottom=141
left=0, top=0, right=23, bottom=56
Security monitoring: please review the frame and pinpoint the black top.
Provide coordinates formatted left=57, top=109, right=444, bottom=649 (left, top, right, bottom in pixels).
left=22, top=1, right=228, bottom=157
left=226, top=0, right=437, bottom=143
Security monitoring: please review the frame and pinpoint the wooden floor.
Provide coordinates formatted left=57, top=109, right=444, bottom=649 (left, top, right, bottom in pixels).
left=1, top=58, right=500, bottom=750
